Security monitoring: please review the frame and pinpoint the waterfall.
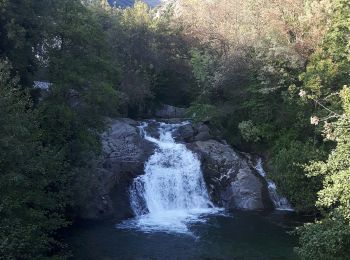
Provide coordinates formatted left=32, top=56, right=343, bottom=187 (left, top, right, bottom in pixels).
left=120, top=121, right=219, bottom=233
left=255, top=158, right=293, bottom=211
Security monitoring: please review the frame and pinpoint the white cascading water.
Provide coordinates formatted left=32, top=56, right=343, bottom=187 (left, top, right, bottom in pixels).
left=255, top=158, right=293, bottom=211
left=120, top=121, right=219, bottom=233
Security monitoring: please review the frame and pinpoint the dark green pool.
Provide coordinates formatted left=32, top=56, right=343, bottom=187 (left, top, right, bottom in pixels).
left=67, top=210, right=301, bottom=259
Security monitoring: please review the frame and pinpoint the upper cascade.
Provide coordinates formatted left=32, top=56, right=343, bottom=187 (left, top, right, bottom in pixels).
left=120, top=121, right=219, bottom=233
left=79, top=118, right=292, bottom=221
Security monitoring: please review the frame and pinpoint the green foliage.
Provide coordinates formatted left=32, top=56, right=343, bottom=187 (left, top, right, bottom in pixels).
left=105, top=1, right=194, bottom=113
left=180, top=0, right=350, bottom=258
left=295, top=213, right=350, bottom=260
left=256, top=46, right=303, bottom=92
left=39, top=0, right=120, bottom=162
left=182, top=4, right=326, bottom=215
left=0, top=1, right=197, bottom=257
left=1, top=0, right=350, bottom=258
left=0, top=1, right=122, bottom=257
left=294, top=0, right=350, bottom=257
left=189, top=48, right=215, bottom=100
left=270, top=138, right=324, bottom=212
left=306, top=109, right=350, bottom=219
left=0, top=60, right=69, bottom=259
left=0, top=0, right=50, bottom=86
left=186, top=103, right=219, bottom=123
left=238, top=120, right=261, bottom=142
left=301, top=0, right=350, bottom=101
left=190, top=49, right=213, bottom=84
left=296, top=88, right=350, bottom=258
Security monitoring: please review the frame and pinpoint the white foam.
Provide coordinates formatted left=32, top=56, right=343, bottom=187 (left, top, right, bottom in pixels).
left=255, top=158, right=293, bottom=211
left=118, top=121, right=221, bottom=234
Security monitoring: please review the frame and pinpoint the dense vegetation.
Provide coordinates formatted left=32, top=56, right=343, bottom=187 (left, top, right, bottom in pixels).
left=0, top=0, right=349, bottom=259
left=0, top=0, right=191, bottom=258
left=176, top=0, right=350, bottom=258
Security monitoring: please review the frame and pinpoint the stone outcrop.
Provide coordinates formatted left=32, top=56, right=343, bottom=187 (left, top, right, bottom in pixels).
left=194, top=124, right=211, bottom=141
left=188, top=140, right=273, bottom=210
left=77, top=118, right=155, bottom=220
left=155, top=104, right=186, bottom=118
left=78, top=118, right=273, bottom=220
left=172, top=122, right=212, bottom=143
left=172, top=123, right=195, bottom=142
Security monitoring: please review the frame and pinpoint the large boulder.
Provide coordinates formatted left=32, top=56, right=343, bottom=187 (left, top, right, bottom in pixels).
left=77, top=118, right=155, bottom=220
left=172, top=123, right=195, bottom=142
left=172, top=122, right=212, bottom=143
left=155, top=104, right=186, bottom=118
left=194, top=123, right=211, bottom=141
left=188, top=140, right=272, bottom=210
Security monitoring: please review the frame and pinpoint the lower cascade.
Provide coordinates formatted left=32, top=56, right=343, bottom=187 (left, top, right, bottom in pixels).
left=255, top=158, right=293, bottom=211
left=119, top=121, right=219, bottom=233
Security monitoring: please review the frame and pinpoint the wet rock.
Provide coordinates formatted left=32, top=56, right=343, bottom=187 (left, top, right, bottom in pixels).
left=172, top=123, right=195, bottom=142
left=188, top=140, right=272, bottom=210
left=194, top=131, right=211, bottom=141
left=155, top=104, right=186, bottom=118
left=161, top=118, right=186, bottom=124
left=143, top=120, right=160, bottom=139
left=77, top=118, right=155, bottom=220
left=194, top=123, right=212, bottom=141
left=77, top=118, right=273, bottom=221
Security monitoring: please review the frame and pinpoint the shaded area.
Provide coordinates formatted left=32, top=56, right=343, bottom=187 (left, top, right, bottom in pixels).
left=108, top=0, right=161, bottom=8
left=66, top=210, right=300, bottom=259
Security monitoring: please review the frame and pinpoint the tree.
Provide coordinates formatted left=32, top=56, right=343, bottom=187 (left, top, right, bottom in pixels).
left=0, top=59, right=69, bottom=258
left=0, top=0, right=50, bottom=87
left=296, top=87, right=350, bottom=259
left=295, top=0, right=350, bottom=257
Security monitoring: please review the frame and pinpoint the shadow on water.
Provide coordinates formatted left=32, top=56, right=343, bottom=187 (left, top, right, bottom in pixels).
left=66, top=210, right=302, bottom=260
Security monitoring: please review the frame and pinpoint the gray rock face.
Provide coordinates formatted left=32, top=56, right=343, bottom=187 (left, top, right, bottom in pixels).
left=172, top=122, right=212, bottom=142
left=141, top=120, right=160, bottom=139
left=77, top=118, right=273, bottom=220
left=155, top=104, right=186, bottom=118
left=77, top=118, right=155, bottom=220
left=172, top=123, right=195, bottom=142
left=188, top=140, right=272, bottom=210
left=194, top=124, right=211, bottom=141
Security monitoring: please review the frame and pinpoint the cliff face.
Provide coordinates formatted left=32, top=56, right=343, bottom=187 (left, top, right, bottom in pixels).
left=75, top=118, right=155, bottom=220
left=76, top=117, right=273, bottom=220
left=188, top=140, right=272, bottom=210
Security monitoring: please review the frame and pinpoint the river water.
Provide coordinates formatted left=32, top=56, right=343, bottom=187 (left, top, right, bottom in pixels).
left=120, top=121, right=220, bottom=233
left=67, top=122, right=299, bottom=259
left=68, top=210, right=299, bottom=259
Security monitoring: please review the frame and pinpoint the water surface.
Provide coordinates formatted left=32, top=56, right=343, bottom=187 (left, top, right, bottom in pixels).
left=128, top=121, right=219, bottom=233
left=68, top=210, right=299, bottom=259
left=67, top=121, right=299, bottom=259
